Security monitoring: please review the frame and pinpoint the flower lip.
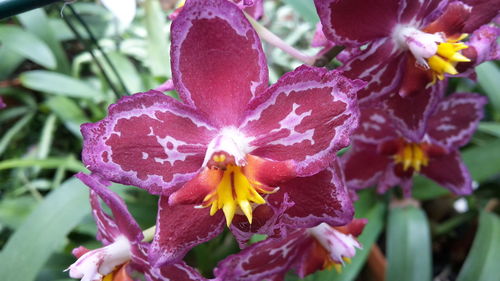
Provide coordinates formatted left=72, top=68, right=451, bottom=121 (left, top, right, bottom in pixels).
left=307, top=223, right=361, bottom=265
left=203, top=127, right=250, bottom=168
left=67, top=235, right=132, bottom=281
left=392, top=25, right=444, bottom=67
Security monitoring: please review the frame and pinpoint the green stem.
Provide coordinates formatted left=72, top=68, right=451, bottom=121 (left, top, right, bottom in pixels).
left=142, top=225, right=156, bottom=242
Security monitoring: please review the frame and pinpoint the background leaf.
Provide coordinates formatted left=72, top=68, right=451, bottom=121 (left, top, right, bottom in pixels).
left=456, top=211, right=500, bottom=281
left=386, top=206, right=431, bottom=281
left=0, top=25, right=56, bottom=69
left=0, top=178, right=91, bottom=281
left=20, top=70, right=103, bottom=100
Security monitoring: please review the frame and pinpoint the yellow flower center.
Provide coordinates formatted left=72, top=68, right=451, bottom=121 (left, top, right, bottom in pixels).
left=202, top=164, right=272, bottom=226
left=427, top=34, right=470, bottom=82
left=393, top=143, right=429, bottom=172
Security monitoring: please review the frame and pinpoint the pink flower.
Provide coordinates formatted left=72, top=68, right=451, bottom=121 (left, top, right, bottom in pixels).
left=214, top=219, right=366, bottom=281
left=341, top=93, right=487, bottom=196
left=80, top=0, right=361, bottom=266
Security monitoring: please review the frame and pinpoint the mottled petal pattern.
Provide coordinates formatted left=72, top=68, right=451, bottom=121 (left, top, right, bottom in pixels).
left=383, top=83, right=444, bottom=142
left=426, top=93, right=487, bottom=150
left=267, top=160, right=353, bottom=229
left=171, top=0, right=268, bottom=127
left=341, top=144, right=392, bottom=190
left=241, top=66, right=361, bottom=176
left=150, top=196, right=225, bottom=266
left=350, top=107, right=398, bottom=144
left=145, top=261, right=208, bottom=281
left=314, top=0, right=400, bottom=46
left=76, top=173, right=143, bottom=245
left=214, top=231, right=309, bottom=281
left=341, top=39, right=405, bottom=102
left=81, top=91, right=217, bottom=195
left=421, top=151, right=473, bottom=195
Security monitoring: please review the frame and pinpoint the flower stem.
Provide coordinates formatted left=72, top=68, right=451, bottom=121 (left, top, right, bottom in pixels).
left=142, top=225, right=156, bottom=242
left=245, top=13, right=315, bottom=65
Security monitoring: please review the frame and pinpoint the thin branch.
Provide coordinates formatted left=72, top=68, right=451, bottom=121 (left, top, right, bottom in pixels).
left=67, top=5, right=130, bottom=95
left=62, top=9, right=123, bottom=98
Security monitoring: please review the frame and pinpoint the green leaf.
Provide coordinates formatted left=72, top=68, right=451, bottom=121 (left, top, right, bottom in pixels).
left=311, top=191, right=386, bottom=281
left=0, top=196, right=38, bottom=229
left=476, top=62, right=500, bottom=119
left=0, top=25, right=56, bottom=69
left=144, top=0, right=170, bottom=78
left=0, top=47, right=24, bottom=80
left=282, top=0, right=320, bottom=24
left=0, top=178, right=91, bottom=281
left=478, top=122, right=500, bottom=138
left=20, top=70, right=103, bottom=100
left=0, top=113, right=34, bottom=157
left=0, top=157, right=86, bottom=173
left=17, top=9, right=70, bottom=74
left=456, top=211, right=500, bottom=281
left=386, top=206, right=432, bottom=281
left=413, top=139, right=500, bottom=200
left=45, top=96, right=91, bottom=138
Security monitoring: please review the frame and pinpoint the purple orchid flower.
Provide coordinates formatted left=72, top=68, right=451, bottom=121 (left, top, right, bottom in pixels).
left=80, top=0, right=361, bottom=267
left=313, top=0, right=498, bottom=140
left=214, top=219, right=366, bottom=281
left=0, top=97, right=5, bottom=109
left=341, top=93, right=487, bottom=197
left=69, top=173, right=207, bottom=281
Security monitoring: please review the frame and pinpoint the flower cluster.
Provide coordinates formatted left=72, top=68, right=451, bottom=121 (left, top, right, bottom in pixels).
left=69, top=0, right=497, bottom=280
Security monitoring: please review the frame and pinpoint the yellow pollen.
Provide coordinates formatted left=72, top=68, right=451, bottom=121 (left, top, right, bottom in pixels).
left=394, top=143, right=429, bottom=172
left=213, top=154, right=226, bottom=163
left=202, top=165, right=272, bottom=227
left=103, top=273, right=114, bottom=281
left=427, top=34, right=471, bottom=83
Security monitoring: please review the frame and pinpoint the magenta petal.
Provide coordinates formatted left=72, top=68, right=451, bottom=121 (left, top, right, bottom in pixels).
left=269, top=160, right=353, bottom=229
left=342, top=39, right=405, bottom=102
left=427, top=93, right=487, bottom=150
left=351, top=107, right=398, bottom=144
left=243, top=0, right=264, bottom=19
left=341, top=144, right=391, bottom=190
left=214, top=231, right=309, bottom=281
left=383, top=83, right=444, bottom=142
left=463, top=0, right=500, bottom=32
left=171, top=0, right=268, bottom=127
left=76, top=173, right=143, bottom=244
left=81, top=90, right=217, bottom=195
left=314, top=0, right=400, bottom=45
left=145, top=261, right=207, bottom=281
left=464, top=25, right=500, bottom=67
left=149, top=196, right=225, bottom=266
left=421, top=151, right=473, bottom=195
left=241, top=66, right=361, bottom=177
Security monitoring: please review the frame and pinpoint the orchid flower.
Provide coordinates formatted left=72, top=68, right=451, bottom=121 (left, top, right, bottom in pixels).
left=314, top=0, right=499, bottom=139
left=341, top=93, right=487, bottom=197
left=68, top=173, right=207, bottom=281
left=214, top=219, right=366, bottom=281
left=80, top=0, right=361, bottom=266
left=0, top=97, right=5, bottom=109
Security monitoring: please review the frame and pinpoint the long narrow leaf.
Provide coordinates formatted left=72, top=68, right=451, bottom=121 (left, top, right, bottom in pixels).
left=456, top=211, right=500, bottom=281
left=0, top=25, right=56, bottom=69
left=386, top=206, right=432, bottom=281
left=0, top=178, right=91, bottom=281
